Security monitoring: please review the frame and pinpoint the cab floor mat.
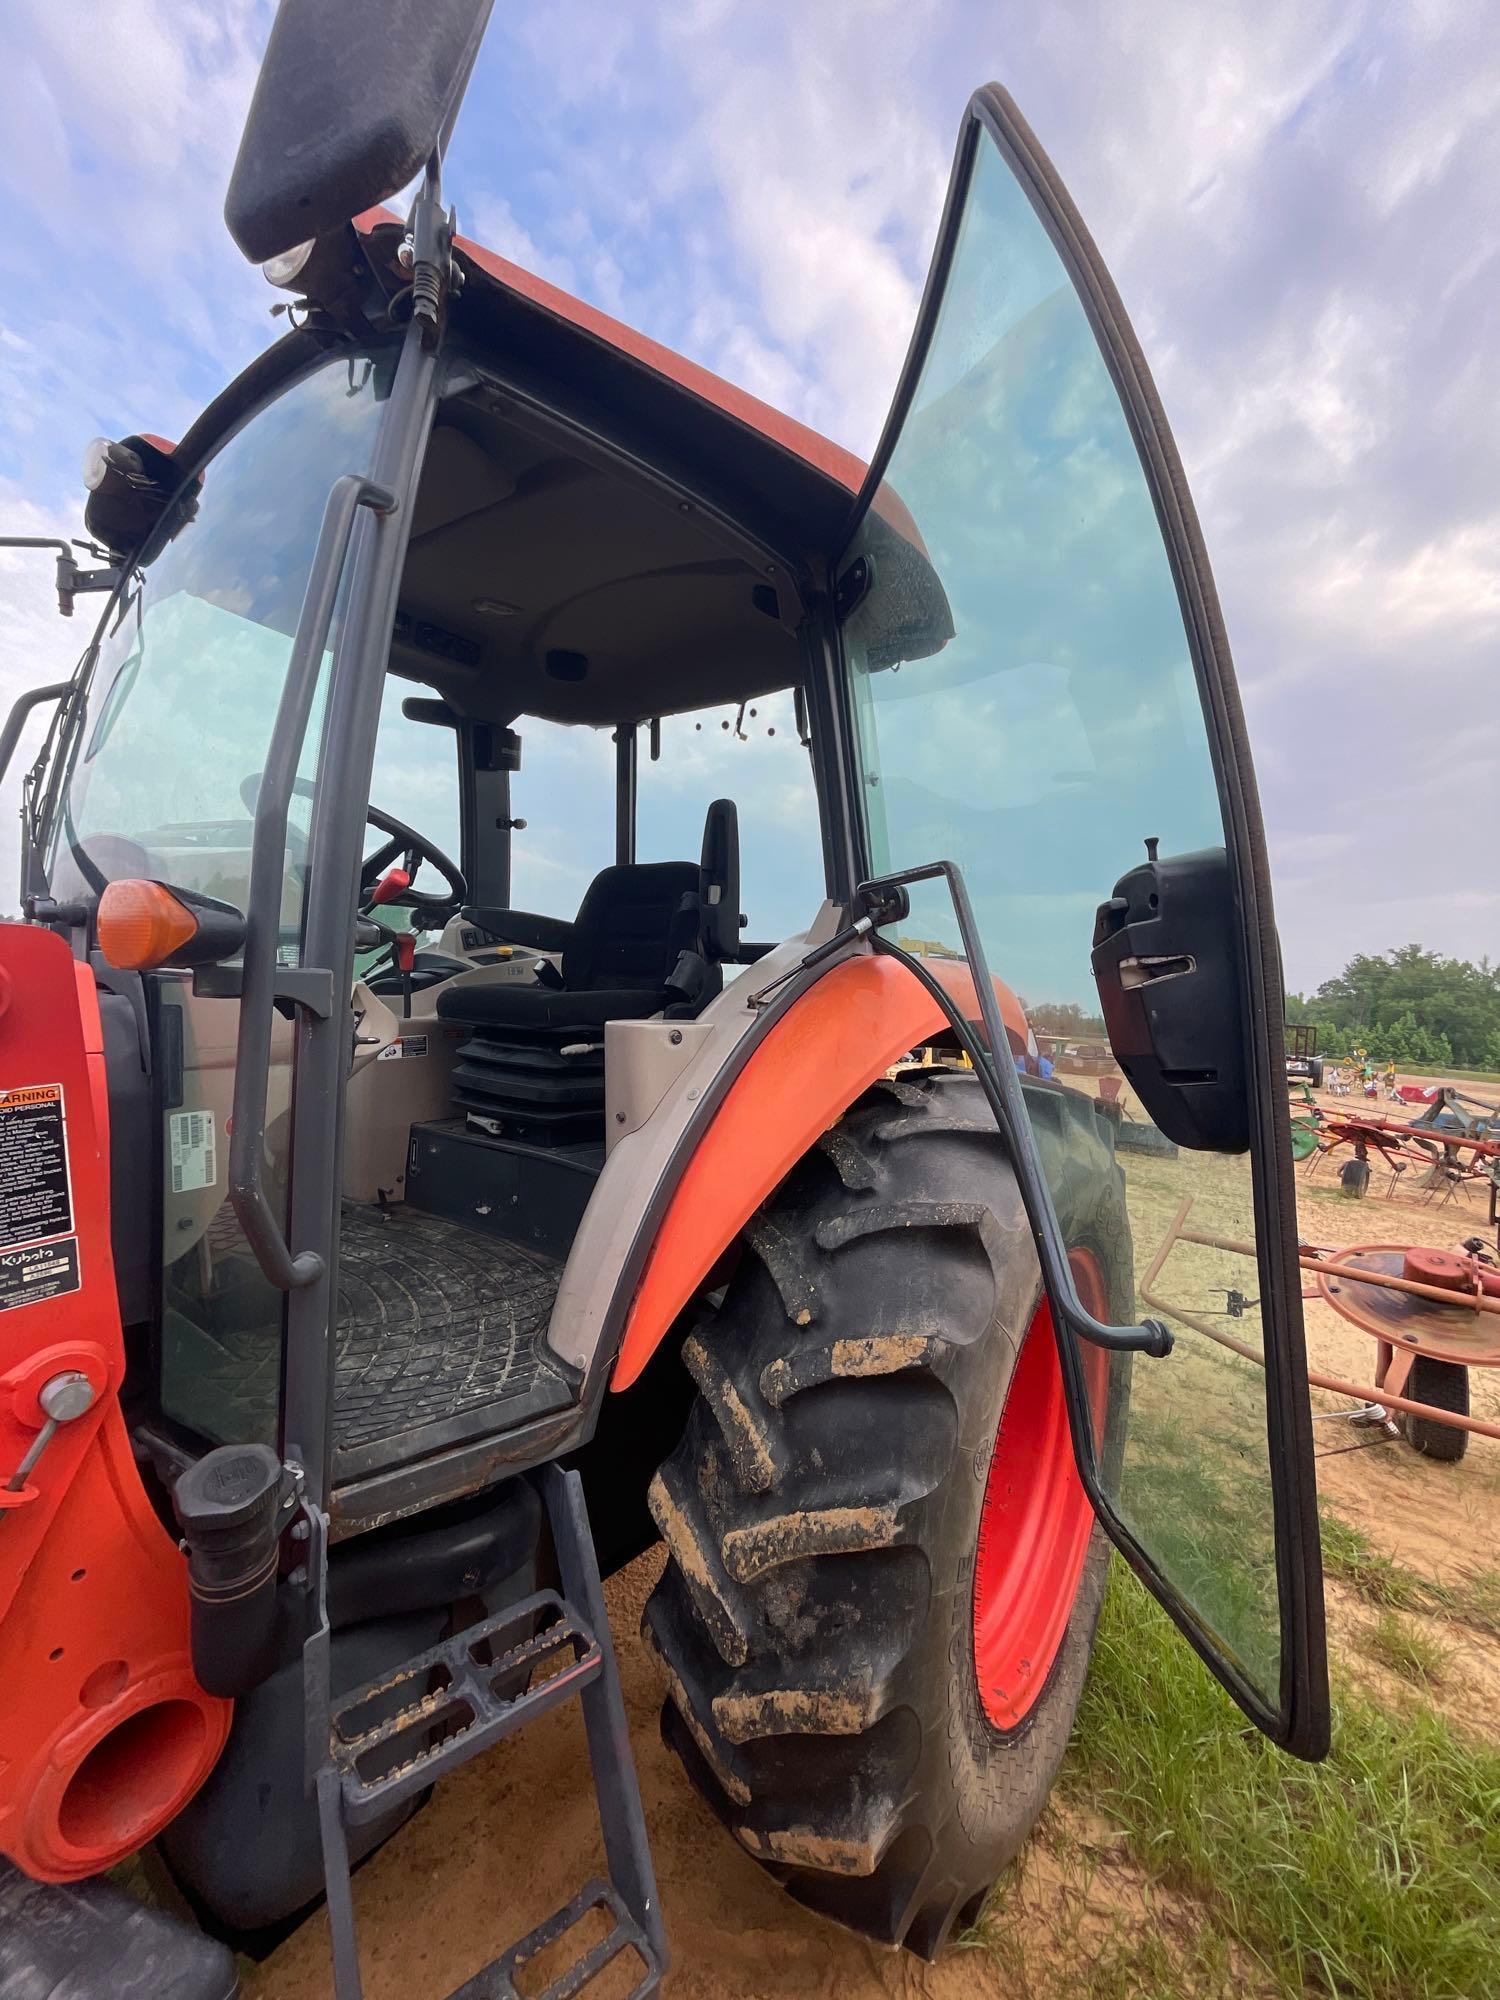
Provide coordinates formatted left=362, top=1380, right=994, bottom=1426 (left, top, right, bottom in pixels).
left=160, top=1202, right=570, bottom=1481
left=331, top=1202, right=569, bottom=1476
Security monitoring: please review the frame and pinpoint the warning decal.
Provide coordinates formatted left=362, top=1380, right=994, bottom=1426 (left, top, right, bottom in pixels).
left=376, top=1034, right=429, bottom=1062
left=168, top=1109, right=217, bottom=1194
left=0, top=1083, right=73, bottom=1250
left=0, top=1236, right=81, bottom=1313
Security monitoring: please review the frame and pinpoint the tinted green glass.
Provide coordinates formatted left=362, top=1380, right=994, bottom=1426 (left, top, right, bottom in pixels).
left=842, top=137, right=1281, bottom=1698
left=48, top=352, right=391, bottom=1449
left=638, top=692, right=822, bottom=942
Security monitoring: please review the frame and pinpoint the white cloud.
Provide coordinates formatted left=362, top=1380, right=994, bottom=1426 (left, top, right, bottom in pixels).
left=1304, top=516, right=1500, bottom=646
left=466, top=194, right=579, bottom=293
left=0, top=0, right=1495, bottom=990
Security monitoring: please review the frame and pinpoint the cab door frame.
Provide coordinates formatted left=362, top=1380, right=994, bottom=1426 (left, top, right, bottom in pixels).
left=268, top=317, right=444, bottom=1512
left=830, top=85, right=1327, bottom=1758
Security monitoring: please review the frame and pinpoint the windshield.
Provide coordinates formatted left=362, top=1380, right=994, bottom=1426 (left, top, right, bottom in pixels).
left=46, top=349, right=394, bottom=933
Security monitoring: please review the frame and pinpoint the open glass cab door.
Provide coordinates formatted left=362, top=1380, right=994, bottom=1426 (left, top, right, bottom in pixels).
left=836, top=87, right=1328, bottom=1755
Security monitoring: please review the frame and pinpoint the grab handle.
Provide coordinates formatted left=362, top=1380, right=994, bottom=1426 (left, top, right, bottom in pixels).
left=228, top=474, right=395, bottom=1291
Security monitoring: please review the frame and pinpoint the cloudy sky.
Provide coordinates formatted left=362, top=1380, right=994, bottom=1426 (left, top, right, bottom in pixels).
left=0, top=0, right=1494, bottom=989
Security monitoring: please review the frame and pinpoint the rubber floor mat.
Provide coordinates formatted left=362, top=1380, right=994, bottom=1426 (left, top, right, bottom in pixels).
left=160, top=1203, right=570, bottom=1480
left=332, top=1204, right=569, bottom=1477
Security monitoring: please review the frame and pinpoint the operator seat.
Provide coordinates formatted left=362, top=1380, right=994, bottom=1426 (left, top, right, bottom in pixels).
left=435, top=800, right=740, bottom=1143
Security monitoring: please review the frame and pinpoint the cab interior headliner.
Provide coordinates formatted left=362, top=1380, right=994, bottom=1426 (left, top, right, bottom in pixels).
left=392, top=395, right=804, bottom=726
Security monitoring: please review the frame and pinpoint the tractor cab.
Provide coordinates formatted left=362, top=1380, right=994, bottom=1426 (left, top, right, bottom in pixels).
left=41, top=327, right=842, bottom=1524
left=0, top=9, right=1327, bottom=1996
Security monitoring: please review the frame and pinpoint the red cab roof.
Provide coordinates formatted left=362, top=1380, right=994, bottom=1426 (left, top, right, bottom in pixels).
left=355, top=207, right=873, bottom=505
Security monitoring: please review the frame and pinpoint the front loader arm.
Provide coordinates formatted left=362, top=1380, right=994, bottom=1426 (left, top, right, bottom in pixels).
left=0, top=924, right=229, bottom=1881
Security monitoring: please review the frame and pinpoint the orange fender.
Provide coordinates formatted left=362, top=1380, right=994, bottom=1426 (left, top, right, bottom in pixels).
left=0, top=925, right=230, bottom=1881
left=612, top=950, right=1027, bottom=1390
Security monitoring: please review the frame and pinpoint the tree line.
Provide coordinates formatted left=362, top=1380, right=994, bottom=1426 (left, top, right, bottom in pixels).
left=1285, top=946, right=1500, bottom=1071
left=1025, top=1000, right=1108, bottom=1040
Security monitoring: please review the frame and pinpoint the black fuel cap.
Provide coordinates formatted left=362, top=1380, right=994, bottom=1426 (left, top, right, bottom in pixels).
left=172, top=1442, right=285, bottom=1535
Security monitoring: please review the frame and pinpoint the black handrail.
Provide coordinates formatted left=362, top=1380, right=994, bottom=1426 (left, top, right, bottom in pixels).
left=859, top=859, right=1173, bottom=1360
left=227, top=473, right=395, bottom=1291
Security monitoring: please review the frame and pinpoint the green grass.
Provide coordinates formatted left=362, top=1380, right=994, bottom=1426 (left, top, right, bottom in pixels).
left=1454, top=1566, right=1500, bottom=1640
left=1319, top=1509, right=1430, bottom=1613
left=1362, top=1610, right=1452, bottom=1688
left=1315, top=1509, right=1500, bottom=1646
left=1112, top=1405, right=1281, bottom=1696
left=976, top=1565, right=1500, bottom=2000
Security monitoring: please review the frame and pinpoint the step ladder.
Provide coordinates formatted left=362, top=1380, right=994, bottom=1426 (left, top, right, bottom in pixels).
left=306, top=1462, right=665, bottom=2000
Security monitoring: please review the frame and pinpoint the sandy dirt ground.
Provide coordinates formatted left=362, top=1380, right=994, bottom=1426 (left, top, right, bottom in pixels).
left=246, top=1550, right=1021, bottom=2000
left=246, top=1066, right=1500, bottom=2000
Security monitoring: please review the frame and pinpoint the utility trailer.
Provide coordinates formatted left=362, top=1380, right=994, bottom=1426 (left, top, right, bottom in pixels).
left=1285, top=1023, right=1325, bottom=1087
left=0, top=5, right=1326, bottom=1994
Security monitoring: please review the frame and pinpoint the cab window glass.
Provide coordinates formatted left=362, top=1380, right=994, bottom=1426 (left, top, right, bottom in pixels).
left=363, top=679, right=462, bottom=901
left=508, top=717, right=616, bottom=916
left=843, top=135, right=1283, bottom=1701
left=638, top=690, right=822, bottom=942
left=49, top=351, right=393, bottom=948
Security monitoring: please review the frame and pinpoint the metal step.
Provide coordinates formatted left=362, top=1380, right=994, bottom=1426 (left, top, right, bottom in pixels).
left=330, top=1588, right=600, bottom=1823
left=445, top=1880, right=659, bottom=2000
left=312, top=1463, right=665, bottom=2000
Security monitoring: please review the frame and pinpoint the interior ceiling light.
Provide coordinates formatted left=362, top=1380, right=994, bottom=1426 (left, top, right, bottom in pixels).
left=472, top=597, right=521, bottom=617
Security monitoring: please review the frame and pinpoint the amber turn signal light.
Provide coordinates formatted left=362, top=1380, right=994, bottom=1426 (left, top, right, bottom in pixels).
left=96, top=879, right=245, bottom=972
left=97, top=880, right=200, bottom=969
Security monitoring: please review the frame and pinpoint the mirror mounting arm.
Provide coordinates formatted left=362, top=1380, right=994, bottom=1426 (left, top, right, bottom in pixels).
left=0, top=537, right=121, bottom=618
left=398, top=158, right=456, bottom=349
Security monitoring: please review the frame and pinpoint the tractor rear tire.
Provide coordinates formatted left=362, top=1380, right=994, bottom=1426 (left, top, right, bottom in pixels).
left=1401, top=1357, right=1469, bottom=1462
left=643, top=1070, right=1132, bottom=1957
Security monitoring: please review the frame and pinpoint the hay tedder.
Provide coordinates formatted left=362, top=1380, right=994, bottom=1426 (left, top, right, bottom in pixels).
left=0, top=6, right=1329, bottom=1994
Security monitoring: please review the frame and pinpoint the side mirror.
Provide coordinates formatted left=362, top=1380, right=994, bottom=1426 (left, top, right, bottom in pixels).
left=224, top=0, right=494, bottom=264
left=1090, top=844, right=1249, bottom=1151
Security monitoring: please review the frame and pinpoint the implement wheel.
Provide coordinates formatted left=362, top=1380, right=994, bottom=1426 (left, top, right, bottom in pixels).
left=644, top=1070, right=1131, bottom=1957
left=1401, top=1357, right=1469, bottom=1463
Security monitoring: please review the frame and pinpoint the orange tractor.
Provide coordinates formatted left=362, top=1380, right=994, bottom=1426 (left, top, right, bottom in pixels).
left=0, top=5, right=1326, bottom=1994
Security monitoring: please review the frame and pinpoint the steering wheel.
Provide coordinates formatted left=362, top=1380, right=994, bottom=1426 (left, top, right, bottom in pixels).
left=357, top=803, right=467, bottom=919
left=238, top=774, right=468, bottom=923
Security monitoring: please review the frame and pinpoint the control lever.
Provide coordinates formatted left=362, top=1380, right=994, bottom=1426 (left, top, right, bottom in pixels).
left=368, top=866, right=411, bottom=908
left=2, top=1370, right=97, bottom=1507
left=392, top=931, right=417, bottom=1018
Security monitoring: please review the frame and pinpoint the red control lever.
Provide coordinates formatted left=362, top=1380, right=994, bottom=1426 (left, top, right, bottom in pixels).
left=392, top=933, right=417, bottom=973
left=370, top=867, right=411, bottom=908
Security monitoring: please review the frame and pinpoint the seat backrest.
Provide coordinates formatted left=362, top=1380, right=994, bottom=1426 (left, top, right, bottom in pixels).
left=563, top=861, right=701, bottom=992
